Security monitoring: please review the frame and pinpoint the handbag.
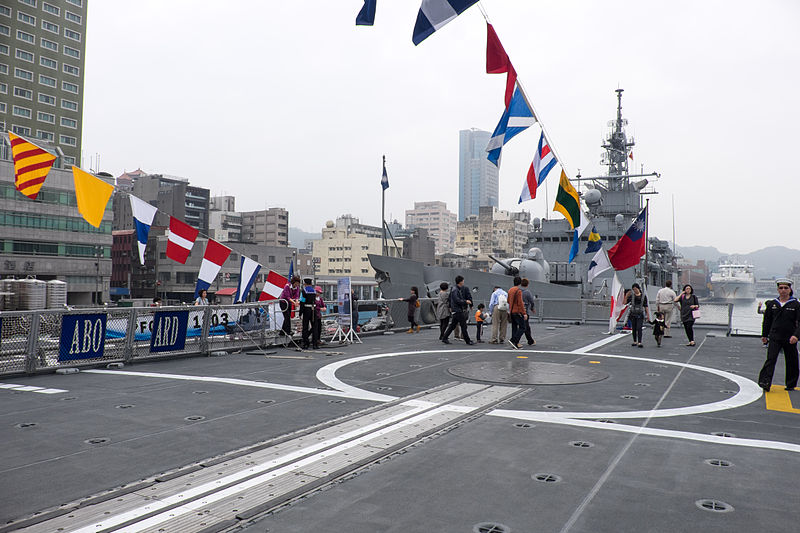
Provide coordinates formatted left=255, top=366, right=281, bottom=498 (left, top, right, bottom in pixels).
left=691, top=309, right=701, bottom=319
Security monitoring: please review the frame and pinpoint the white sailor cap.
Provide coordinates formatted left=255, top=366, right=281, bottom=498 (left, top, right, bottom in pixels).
left=776, top=278, right=793, bottom=286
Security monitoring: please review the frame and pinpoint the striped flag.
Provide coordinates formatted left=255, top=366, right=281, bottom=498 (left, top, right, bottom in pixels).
left=520, top=132, right=557, bottom=202
left=609, top=272, right=627, bottom=333
left=194, top=239, right=232, bottom=298
left=129, top=195, right=158, bottom=265
left=166, top=216, right=199, bottom=264
left=9, top=132, right=57, bottom=200
left=235, top=256, right=262, bottom=303
left=553, top=170, right=581, bottom=229
left=486, top=85, right=536, bottom=167
left=259, top=270, right=288, bottom=301
left=412, top=0, right=479, bottom=45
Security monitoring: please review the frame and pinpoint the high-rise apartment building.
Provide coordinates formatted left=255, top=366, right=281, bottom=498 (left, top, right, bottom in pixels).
left=241, top=208, right=289, bottom=247
left=405, top=200, right=456, bottom=254
left=1, top=0, right=88, bottom=167
left=458, top=129, right=498, bottom=221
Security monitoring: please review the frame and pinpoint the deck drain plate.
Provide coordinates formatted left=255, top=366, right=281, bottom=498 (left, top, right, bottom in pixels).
left=447, top=361, right=609, bottom=385
left=474, top=524, right=511, bottom=533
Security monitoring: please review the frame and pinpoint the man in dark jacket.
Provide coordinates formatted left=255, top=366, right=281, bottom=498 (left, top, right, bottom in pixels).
left=441, top=275, right=474, bottom=345
left=758, top=279, right=800, bottom=392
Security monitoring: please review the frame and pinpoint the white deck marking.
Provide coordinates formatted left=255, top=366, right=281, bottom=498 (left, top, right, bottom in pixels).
left=0, top=383, right=67, bottom=394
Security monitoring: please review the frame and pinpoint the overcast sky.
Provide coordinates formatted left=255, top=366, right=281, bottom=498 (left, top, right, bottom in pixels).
left=81, top=0, right=799, bottom=255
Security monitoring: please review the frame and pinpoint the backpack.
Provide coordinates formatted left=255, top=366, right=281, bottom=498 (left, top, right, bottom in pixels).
left=497, top=293, right=509, bottom=311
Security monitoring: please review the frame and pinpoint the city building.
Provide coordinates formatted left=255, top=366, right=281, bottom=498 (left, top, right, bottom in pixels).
left=402, top=228, right=435, bottom=265
left=241, top=207, right=288, bottom=247
left=458, top=128, right=498, bottom=221
left=209, top=196, right=242, bottom=243
left=2, top=0, right=88, bottom=166
left=0, top=154, right=112, bottom=305
left=454, top=206, right=530, bottom=258
left=405, top=200, right=456, bottom=254
left=312, top=220, right=402, bottom=279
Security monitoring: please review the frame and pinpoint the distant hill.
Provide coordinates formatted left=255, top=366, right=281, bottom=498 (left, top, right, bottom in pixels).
left=676, top=245, right=800, bottom=278
left=289, top=227, right=320, bottom=250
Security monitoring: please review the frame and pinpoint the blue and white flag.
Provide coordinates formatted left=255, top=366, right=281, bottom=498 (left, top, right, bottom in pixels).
left=356, top=0, right=376, bottom=25
left=486, top=85, right=536, bottom=167
left=381, top=158, right=389, bottom=191
left=587, top=248, right=611, bottom=283
left=129, top=194, right=158, bottom=265
left=412, top=0, right=479, bottom=45
left=235, top=256, right=262, bottom=303
left=584, top=226, right=603, bottom=254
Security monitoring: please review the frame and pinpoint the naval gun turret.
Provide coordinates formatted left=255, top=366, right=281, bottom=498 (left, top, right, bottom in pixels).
left=488, top=248, right=550, bottom=283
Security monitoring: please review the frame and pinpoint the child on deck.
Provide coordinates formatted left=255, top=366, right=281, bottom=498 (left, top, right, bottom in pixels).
left=475, top=303, right=487, bottom=343
left=652, top=311, right=666, bottom=347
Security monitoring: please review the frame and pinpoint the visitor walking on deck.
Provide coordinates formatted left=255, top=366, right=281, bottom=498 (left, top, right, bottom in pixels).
left=488, top=286, right=509, bottom=344
left=758, top=279, right=800, bottom=392
left=521, top=278, right=536, bottom=346
left=436, top=282, right=451, bottom=340
left=626, top=283, right=649, bottom=347
left=441, top=275, right=473, bottom=345
left=675, top=284, right=700, bottom=346
left=400, top=287, right=420, bottom=333
left=507, top=277, right=527, bottom=349
left=656, top=280, right=677, bottom=337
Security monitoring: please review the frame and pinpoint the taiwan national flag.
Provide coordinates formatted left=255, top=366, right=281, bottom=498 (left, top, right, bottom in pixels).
left=607, top=206, right=647, bottom=271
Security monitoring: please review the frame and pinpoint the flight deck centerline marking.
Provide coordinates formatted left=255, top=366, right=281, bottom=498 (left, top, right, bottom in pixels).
left=765, top=385, right=800, bottom=414
left=68, top=403, right=467, bottom=533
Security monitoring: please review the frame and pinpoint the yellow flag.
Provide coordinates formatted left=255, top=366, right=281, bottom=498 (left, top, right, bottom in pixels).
left=9, top=132, right=57, bottom=200
left=72, top=166, right=114, bottom=228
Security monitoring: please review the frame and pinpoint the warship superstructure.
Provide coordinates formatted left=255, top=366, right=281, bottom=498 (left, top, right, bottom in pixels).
left=530, top=89, right=676, bottom=297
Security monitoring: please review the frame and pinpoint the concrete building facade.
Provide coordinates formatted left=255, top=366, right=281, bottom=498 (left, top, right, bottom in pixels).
left=241, top=207, right=288, bottom=247
left=312, top=220, right=402, bottom=278
left=454, top=206, right=530, bottom=258
left=405, top=200, right=456, bottom=254
left=458, top=128, right=498, bottom=221
left=2, top=0, right=88, bottom=166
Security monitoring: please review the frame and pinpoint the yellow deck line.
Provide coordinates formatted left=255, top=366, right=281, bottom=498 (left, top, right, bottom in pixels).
left=765, top=386, right=800, bottom=413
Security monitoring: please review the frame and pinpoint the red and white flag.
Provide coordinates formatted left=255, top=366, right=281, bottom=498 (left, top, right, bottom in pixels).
left=166, top=216, right=199, bottom=264
left=609, top=273, right=629, bottom=334
left=259, top=270, right=288, bottom=301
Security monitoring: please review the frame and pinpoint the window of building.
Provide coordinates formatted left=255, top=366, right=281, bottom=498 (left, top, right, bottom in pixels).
left=18, top=12, right=36, bottom=26
left=63, top=45, right=79, bottom=58
left=62, top=81, right=78, bottom=93
left=38, top=93, right=55, bottom=105
left=0, top=6, right=11, bottom=17
left=40, top=37, right=57, bottom=51
left=59, top=134, right=76, bottom=146
left=12, top=125, right=32, bottom=135
left=15, top=48, right=35, bottom=63
left=63, top=63, right=79, bottom=76
left=37, top=111, right=54, bottom=123
left=0, top=63, right=6, bottom=75
left=64, top=28, right=80, bottom=41
left=61, top=98, right=77, bottom=110
left=0, top=44, right=8, bottom=55
left=66, top=0, right=82, bottom=7
left=39, top=74, right=56, bottom=87
left=14, top=87, right=33, bottom=100
left=0, top=103, right=6, bottom=113
left=62, top=155, right=75, bottom=165
left=40, top=55, right=57, bottom=69
left=0, top=82, right=6, bottom=94
left=0, top=24, right=10, bottom=37
left=60, top=117, right=76, bottom=128
left=13, top=106, right=32, bottom=119
left=41, top=19, right=58, bottom=33
left=19, top=0, right=38, bottom=7
left=42, top=2, right=59, bottom=15
left=65, top=11, right=81, bottom=23
left=37, top=130, right=53, bottom=141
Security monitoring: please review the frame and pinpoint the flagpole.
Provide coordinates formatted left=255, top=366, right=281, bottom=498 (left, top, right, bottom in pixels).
left=381, top=155, right=386, bottom=256
left=644, top=199, right=650, bottom=286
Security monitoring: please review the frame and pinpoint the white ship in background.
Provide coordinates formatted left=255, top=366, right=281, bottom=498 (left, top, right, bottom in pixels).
left=711, top=263, right=755, bottom=300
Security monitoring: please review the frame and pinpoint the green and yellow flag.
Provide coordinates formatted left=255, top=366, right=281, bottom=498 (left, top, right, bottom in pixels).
left=553, top=170, right=581, bottom=229
left=73, top=166, right=114, bottom=228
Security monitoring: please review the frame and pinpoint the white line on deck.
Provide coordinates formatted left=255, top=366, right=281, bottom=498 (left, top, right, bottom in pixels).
left=0, top=383, right=67, bottom=394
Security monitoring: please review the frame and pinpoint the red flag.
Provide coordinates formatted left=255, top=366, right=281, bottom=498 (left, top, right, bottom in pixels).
left=486, top=23, right=517, bottom=108
left=608, top=206, right=647, bottom=271
left=166, top=216, right=199, bottom=264
left=259, top=270, right=288, bottom=301
left=629, top=150, right=634, bottom=160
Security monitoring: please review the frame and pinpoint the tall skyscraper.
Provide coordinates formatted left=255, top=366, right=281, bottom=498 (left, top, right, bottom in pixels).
left=1, top=0, right=87, bottom=166
left=458, top=128, right=498, bottom=221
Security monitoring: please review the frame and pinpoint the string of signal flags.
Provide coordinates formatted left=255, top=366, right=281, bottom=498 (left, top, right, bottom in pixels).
left=8, top=131, right=292, bottom=303
left=356, top=0, right=647, bottom=271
